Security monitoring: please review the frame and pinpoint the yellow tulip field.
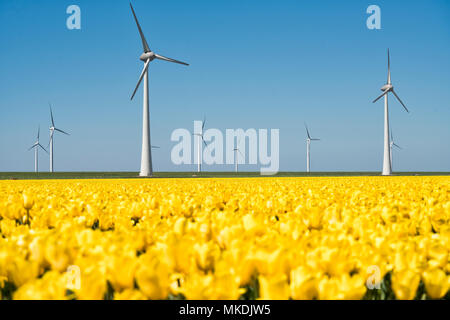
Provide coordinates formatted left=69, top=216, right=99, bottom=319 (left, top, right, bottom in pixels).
left=0, top=177, right=449, bottom=300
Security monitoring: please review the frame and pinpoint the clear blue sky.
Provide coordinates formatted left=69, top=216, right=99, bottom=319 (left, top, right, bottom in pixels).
left=1, top=0, right=449, bottom=172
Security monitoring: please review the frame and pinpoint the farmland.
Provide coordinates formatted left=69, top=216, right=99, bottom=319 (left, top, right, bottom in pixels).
left=0, top=176, right=449, bottom=300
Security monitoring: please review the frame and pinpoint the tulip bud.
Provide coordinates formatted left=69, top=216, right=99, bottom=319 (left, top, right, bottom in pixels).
left=23, top=193, right=34, bottom=210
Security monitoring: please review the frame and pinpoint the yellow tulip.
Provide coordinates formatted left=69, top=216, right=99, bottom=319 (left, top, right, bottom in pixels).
left=290, top=266, right=318, bottom=300
left=391, top=270, right=421, bottom=300
left=74, top=270, right=107, bottom=300
left=107, top=255, right=137, bottom=292
left=318, top=274, right=366, bottom=300
left=22, top=192, right=34, bottom=210
left=135, top=255, right=170, bottom=299
left=13, top=271, right=67, bottom=300
left=173, top=217, right=187, bottom=236
left=194, top=242, right=218, bottom=271
left=181, top=273, right=214, bottom=300
left=422, top=268, right=449, bottom=299
left=44, top=241, right=72, bottom=272
left=210, top=273, right=246, bottom=300
left=7, top=257, right=40, bottom=287
left=242, top=214, right=265, bottom=236
left=427, top=244, right=448, bottom=269
left=258, top=274, right=290, bottom=300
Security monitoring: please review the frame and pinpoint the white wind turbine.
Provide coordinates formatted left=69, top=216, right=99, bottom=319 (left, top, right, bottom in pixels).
left=233, top=139, right=244, bottom=173
left=193, top=117, right=207, bottom=173
left=129, top=3, right=189, bottom=177
left=28, top=126, right=48, bottom=173
left=372, top=49, right=409, bottom=176
left=389, top=129, right=402, bottom=171
left=48, top=104, right=70, bottom=173
left=305, top=123, right=320, bottom=173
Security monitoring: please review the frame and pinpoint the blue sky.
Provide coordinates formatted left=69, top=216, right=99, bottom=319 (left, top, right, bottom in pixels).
left=0, top=0, right=449, bottom=172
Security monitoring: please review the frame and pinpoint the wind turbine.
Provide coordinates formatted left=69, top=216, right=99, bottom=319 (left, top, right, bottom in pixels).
left=48, top=104, right=69, bottom=173
left=129, top=2, right=189, bottom=177
left=372, top=49, right=409, bottom=176
left=390, top=129, right=402, bottom=171
left=233, top=139, right=244, bottom=173
left=193, top=117, right=207, bottom=172
left=305, top=123, right=320, bottom=173
left=28, top=126, right=48, bottom=173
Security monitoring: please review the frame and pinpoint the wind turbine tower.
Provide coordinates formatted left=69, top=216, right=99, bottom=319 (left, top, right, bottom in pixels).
left=193, top=117, right=207, bottom=173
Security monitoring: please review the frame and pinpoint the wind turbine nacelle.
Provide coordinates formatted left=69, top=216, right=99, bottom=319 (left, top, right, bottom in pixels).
left=381, top=84, right=393, bottom=91
left=140, top=52, right=155, bottom=62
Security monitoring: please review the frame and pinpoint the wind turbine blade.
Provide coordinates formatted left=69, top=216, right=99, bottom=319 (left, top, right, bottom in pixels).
left=54, top=128, right=70, bottom=136
left=129, top=3, right=151, bottom=53
left=38, top=144, right=49, bottom=154
left=49, top=103, right=55, bottom=127
left=393, top=143, right=402, bottom=150
left=47, top=131, right=53, bottom=148
left=202, top=138, right=208, bottom=148
left=151, top=145, right=160, bottom=149
left=392, top=90, right=409, bottom=113
left=154, top=54, right=189, bottom=66
left=372, top=90, right=389, bottom=103
left=28, top=143, right=38, bottom=151
left=304, top=123, right=311, bottom=139
left=387, top=48, right=391, bottom=84
left=311, top=138, right=320, bottom=141
left=202, top=116, right=206, bottom=131
left=238, top=149, right=244, bottom=157
left=131, top=58, right=150, bottom=100
left=37, top=126, right=40, bottom=141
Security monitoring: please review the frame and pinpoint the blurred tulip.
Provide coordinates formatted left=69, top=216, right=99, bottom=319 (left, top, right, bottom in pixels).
left=422, top=268, right=449, bottom=299
left=258, top=274, right=290, bottom=300
left=391, top=270, right=421, bottom=300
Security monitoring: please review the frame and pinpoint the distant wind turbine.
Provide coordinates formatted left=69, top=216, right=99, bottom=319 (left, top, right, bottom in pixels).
left=390, top=129, right=402, bottom=171
left=233, top=139, right=244, bottom=173
left=48, top=104, right=69, bottom=173
left=372, top=49, right=409, bottom=176
left=28, top=126, right=48, bottom=173
left=305, top=123, right=320, bottom=173
left=193, top=117, right=207, bottom=172
left=129, top=2, right=189, bottom=177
